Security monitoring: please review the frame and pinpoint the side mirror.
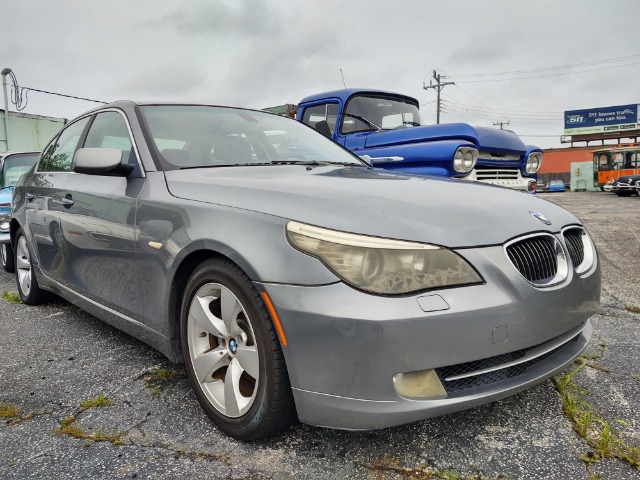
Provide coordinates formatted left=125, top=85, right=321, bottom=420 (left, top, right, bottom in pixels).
left=73, top=148, right=133, bottom=176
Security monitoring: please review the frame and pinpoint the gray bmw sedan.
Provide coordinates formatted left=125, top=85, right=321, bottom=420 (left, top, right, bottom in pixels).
left=9, top=102, right=600, bottom=440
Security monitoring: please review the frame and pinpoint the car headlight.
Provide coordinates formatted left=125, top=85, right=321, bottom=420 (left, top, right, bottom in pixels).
left=286, top=221, right=483, bottom=295
left=526, top=152, right=543, bottom=174
left=453, top=147, right=478, bottom=174
left=0, top=213, right=9, bottom=232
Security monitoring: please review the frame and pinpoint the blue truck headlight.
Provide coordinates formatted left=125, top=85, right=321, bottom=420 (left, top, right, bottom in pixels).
left=0, top=213, right=10, bottom=232
left=453, top=147, right=478, bottom=174
left=526, top=152, right=543, bottom=174
left=287, top=221, right=483, bottom=295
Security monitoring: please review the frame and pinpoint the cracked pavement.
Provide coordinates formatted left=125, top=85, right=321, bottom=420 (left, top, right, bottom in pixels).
left=1, top=192, right=639, bottom=479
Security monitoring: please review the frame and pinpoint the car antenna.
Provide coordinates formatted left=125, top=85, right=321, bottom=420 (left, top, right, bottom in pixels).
left=340, top=68, right=347, bottom=92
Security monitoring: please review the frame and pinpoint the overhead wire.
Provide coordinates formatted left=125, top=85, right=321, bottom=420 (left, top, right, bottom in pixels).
left=5, top=73, right=108, bottom=109
left=453, top=61, right=640, bottom=83
left=447, top=53, right=640, bottom=79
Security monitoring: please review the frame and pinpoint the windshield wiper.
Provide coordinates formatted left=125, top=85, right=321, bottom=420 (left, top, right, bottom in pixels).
left=178, top=163, right=271, bottom=170
left=343, top=113, right=381, bottom=131
left=271, top=159, right=363, bottom=167
left=270, top=159, right=320, bottom=166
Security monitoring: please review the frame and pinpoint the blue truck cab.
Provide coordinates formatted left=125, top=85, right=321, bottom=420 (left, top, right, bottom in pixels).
left=289, top=89, right=542, bottom=192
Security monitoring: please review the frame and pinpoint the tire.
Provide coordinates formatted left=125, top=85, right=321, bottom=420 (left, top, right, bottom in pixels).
left=180, top=258, right=296, bottom=440
left=14, top=228, right=51, bottom=305
left=1, top=242, right=14, bottom=273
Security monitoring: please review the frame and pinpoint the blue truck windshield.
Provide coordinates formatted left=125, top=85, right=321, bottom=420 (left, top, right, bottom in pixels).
left=342, top=95, right=421, bottom=133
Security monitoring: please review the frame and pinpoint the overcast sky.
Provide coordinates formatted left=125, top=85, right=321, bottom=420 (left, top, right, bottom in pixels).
left=1, top=0, right=638, bottom=148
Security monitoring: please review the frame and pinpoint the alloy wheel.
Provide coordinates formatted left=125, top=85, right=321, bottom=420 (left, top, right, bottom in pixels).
left=16, top=236, right=32, bottom=296
left=187, top=283, right=260, bottom=418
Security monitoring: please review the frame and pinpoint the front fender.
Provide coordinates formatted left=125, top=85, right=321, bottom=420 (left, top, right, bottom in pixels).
left=360, top=139, right=476, bottom=177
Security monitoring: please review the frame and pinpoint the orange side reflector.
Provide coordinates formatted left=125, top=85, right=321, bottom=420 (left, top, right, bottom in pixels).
left=260, top=291, right=288, bottom=347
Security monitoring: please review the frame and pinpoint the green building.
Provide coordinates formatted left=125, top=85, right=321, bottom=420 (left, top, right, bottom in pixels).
left=1, top=109, right=66, bottom=153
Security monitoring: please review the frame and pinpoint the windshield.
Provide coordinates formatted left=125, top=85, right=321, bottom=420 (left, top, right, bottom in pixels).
left=0, top=153, right=39, bottom=188
left=342, top=95, right=421, bottom=134
left=140, top=106, right=365, bottom=170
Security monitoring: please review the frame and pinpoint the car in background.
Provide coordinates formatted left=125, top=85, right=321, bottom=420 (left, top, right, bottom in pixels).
left=610, top=174, right=640, bottom=196
left=546, top=180, right=567, bottom=193
left=603, top=179, right=614, bottom=192
left=10, top=102, right=600, bottom=440
left=0, top=151, right=40, bottom=272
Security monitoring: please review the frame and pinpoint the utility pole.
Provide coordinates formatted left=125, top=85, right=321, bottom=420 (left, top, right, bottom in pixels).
left=1, top=68, right=11, bottom=152
left=423, top=70, right=454, bottom=124
left=493, top=120, right=510, bottom=130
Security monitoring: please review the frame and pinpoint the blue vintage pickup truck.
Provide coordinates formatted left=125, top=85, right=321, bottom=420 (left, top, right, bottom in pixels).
left=266, top=89, right=542, bottom=192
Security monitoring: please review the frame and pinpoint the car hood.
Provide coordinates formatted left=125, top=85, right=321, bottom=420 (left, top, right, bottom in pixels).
left=614, top=175, right=640, bottom=183
left=164, top=166, right=579, bottom=248
left=363, top=124, right=526, bottom=153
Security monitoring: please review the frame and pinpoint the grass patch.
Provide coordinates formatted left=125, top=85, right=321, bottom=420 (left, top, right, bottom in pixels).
left=576, top=344, right=611, bottom=373
left=553, top=364, right=640, bottom=470
left=79, top=395, right=114, bottom=411
left=625, top=305, right=640, bottom=314
left=0, top=403, right=22, bottom=418
left=367, top=456, right=501, bottom=479
left=1, top=291, right=22, bottom=304
left=55, top=415, right=124, bottom=446
left=54, top=396, right=124, bottom=446
left=143, top=367, right=186, bottom=397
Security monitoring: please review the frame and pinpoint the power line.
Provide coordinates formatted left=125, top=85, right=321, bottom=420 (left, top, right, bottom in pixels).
left=19, top=85, right=107, bottom=104
left=441, top=101, right=561, bottom=122
left=448, top=87, right=561, bottom=115
left=518, top=134, right=564, bottom=137
left=454, top=61, right=640, bottom=84
left=441, top=95, right=562, bottom=118
left=448, top=53, right=640, bottom=79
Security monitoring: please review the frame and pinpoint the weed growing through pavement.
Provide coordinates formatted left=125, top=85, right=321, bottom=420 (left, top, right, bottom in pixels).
left=54, top=395, right=124, bottom=446
left=1, top=291, right=22, bottom=304
left=553, top=364, right=640, bottom=470
left=366, top=455, right=505, bottom=479
left=0, top=403, right=22, bottom=418
left=79, top=395, right=113, bottom=410
left=143, top=367, right=186, bottom=397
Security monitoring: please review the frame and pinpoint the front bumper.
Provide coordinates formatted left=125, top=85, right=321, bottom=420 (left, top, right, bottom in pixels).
left=613, top=183, right=636, bottom=192
left=258, top=243, right=600, bottom=430
left=464, top=168, right=535, bottom=192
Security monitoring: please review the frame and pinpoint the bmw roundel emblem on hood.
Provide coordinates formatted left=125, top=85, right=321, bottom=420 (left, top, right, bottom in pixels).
left=530, top=210, right=552, bottom=225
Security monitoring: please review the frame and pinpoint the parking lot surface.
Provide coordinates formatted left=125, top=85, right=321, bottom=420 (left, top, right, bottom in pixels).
left=1, top=191, right=639, bottom=479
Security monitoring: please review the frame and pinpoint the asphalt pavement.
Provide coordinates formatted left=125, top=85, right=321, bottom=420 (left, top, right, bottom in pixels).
left=1, top=191, right=638, bottom=479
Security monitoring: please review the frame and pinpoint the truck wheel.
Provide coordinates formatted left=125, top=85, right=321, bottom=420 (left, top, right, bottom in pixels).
left=180, top=258, right=296, bottom=440
left=1, top=243, right=14, bottom=273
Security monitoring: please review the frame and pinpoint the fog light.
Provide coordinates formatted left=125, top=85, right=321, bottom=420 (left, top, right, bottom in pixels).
left=527, top=179, right=537, bottom=193
left=393, top=369, right=447, bottom=399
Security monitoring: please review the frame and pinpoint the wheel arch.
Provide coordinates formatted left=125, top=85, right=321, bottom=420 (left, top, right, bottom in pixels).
left=9, top=218, right=22, bottom=247
left=166, top=241, right=260, bottom=364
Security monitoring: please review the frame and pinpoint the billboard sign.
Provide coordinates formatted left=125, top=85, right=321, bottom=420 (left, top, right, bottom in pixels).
left=564, top=104, right=639, bottom=135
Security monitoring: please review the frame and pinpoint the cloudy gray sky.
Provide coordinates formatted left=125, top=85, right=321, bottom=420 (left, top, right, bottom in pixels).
left=1, top=0, right=638, bottom=148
